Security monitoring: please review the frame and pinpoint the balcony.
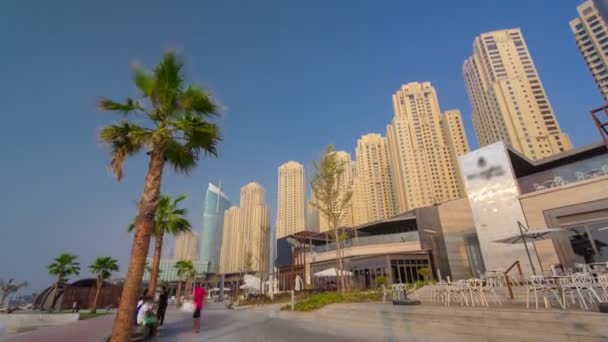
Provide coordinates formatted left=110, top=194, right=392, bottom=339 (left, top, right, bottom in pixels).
left=310, top=231, right=420, bottom=255
left=518, top=154, right=608, bottom=194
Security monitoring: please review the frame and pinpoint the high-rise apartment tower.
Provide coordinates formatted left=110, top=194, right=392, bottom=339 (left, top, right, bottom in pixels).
left=463, top=28, right=572, bottom=160
left=276, top=161, right=306, bottom=239
left=570, top=0, right=608, bottom=101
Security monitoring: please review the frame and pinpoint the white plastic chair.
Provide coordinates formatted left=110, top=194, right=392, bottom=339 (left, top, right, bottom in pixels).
left=576, top=172, right=586, bottom=181
left=572, top=273, right=603, bottom=311
left=467, top=278, right=488, bottom=307
left=526, top=275, right=562, bottom=310
left=553, top=176, right=567, bottom=186
left=594, top=273, right=608, bottom=302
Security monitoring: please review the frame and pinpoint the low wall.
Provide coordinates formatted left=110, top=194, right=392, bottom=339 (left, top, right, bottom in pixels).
left=0, top=312, right=79, bottom=335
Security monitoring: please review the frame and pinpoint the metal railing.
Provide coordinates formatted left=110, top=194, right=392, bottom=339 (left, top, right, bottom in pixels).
left=310, top=231, right=420, bottom=254
left=504, top=260, right=523, bottom=300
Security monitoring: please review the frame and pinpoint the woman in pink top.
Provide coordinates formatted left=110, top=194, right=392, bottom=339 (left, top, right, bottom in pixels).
left=193, top=286, right=205, bottom=333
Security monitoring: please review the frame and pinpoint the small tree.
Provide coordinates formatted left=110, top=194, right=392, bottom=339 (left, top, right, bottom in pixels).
left=0, top=279, right=28, bottom=308
left=89, top=257, right=119, bottom=313
left=418, top=267, right=432, bottom=283
left=310, top=145, right=353, bottom=295
left=375, top=275, right=387, bottom=289
left=47, top=253, right=80, bottom=312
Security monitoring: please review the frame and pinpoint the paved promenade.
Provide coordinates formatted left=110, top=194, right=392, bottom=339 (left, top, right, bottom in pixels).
left=1, top=303, right=356, bottom=342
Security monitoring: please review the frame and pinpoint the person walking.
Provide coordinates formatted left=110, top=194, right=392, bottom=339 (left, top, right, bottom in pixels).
left=193, top=286, right=205, bottom=334
left=157, top=286, right=169, bottom=327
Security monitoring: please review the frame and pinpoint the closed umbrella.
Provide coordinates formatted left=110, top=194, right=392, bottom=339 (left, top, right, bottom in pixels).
left=493, top=222, right=573, bottom=275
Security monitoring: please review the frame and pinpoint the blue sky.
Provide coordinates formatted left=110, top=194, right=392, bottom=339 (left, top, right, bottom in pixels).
left=0, top=0, right=601, bottom=292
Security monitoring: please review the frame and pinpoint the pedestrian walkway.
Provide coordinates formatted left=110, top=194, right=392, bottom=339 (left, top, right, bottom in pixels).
left=1, top=313, right=114, bottom=342
left=279, top=302, right=608, bottom=341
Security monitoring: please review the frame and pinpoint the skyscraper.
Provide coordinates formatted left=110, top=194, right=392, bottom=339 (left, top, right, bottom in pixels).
left=463, top=28, right=572, bottom=160
left=306, top=198, right=320, bottom=233
left=440, top=109, right=470, bottom=198
left=354, top=134, right=396, bottom=224
left=218, top=182, right=270, bottom=274
left=570, top=0, right=608, bottom=101
left=387, top=82, right=466, bottom=212
left=173, top=231, right=198, bottom=261
left=276, top=161, right=306, bottom=239
left=199, top=183, right=231, bottom=273
left=219, top=207, right=241, bottom=273
left=317, top=151, right=356, bottom=231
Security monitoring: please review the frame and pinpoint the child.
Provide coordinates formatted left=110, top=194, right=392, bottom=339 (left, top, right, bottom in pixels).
left=136, top=296, right=157, bottom=338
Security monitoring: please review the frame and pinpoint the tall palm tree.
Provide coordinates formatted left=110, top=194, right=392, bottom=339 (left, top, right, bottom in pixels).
left=174, top=260, right=194, bottom=306
left=47, top=253, right=80, bottom=312
left=99, top=52, right=220, bottom=341
left=89, top=257, right=119, bottom=314
left=0, top=279, right=28, bottom=308
left=129, top=194, right=191, bottom=297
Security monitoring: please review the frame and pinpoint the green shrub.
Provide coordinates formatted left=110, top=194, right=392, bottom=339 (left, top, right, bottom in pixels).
left=418, top=267, right=432, bottom=281
left=280, top=290, right=383, bottom=312
left=375, top=275, right=387, bottom=288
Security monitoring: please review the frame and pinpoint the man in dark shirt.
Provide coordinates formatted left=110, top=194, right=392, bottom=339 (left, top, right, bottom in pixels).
left=156, top=286, right=169, bottom=327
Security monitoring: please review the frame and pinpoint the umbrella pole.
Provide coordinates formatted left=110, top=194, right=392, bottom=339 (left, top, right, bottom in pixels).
left=520, top=224, right=537, bottom=275
left=532, top=241, right=544, bottom=274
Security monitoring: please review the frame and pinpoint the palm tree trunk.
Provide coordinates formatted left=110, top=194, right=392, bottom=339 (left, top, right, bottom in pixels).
left=110, top=145, right=166, bottom=342
left=49, top=281, right=59, bottom=312
left=176, top=276, right=182, bottom=307
left=0, top=293, right=9, bottom=308
left=91, top=279, right=102, bottom=314
left=148, top=233, right=164, bottom=297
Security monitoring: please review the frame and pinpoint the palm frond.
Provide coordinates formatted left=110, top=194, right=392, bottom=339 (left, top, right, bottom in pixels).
left=97, top=98, right=140, bottom=115
left=164, top=139, right=197, bottom=175
left=154, top=52, right=184, bottom=114
left=89, top=256, right=119, bottom=280
left=132, top=67, right=154, bottom=98
left=174, top=114, right=221, bottom=156
left=181, top=86, right=219, bottom=117
left=99, top=122, right=151, bottom=181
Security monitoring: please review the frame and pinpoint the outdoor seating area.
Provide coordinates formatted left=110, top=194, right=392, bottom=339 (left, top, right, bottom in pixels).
left=532, top=164, right=608, bottom=191
left=422, top=262, right=608, bottom=312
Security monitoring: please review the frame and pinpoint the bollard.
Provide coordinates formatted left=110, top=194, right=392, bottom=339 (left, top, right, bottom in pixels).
left=291, top=290, right=295, bottom=311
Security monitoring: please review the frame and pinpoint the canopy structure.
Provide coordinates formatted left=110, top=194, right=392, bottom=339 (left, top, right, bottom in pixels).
left=493, top=223, right=573, bottom=274
left=313, top=268, right=354, bottom=278
left=239, top=274, right=261, bottom=291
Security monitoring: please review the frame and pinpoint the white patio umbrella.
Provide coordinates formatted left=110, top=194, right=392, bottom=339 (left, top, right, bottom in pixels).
left=493, top=224, right=573, bottom=275
left=313, top=268, right=353, bottom=277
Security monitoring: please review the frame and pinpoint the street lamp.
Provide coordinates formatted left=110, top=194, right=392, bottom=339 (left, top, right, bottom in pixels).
left=423, top=229, right=441, bottom=281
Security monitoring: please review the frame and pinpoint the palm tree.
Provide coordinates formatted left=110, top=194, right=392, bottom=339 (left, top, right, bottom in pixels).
left=0, top=279, right=28, bottom=308
left=89, top=257, right=119, bottom=314
left=47, top=253, right=80, bottom=312
left=98, top=52, right=220, bottom=341
left=174, top=260, right=194, bottom=306
left=129, top=194, right=191, bottom=297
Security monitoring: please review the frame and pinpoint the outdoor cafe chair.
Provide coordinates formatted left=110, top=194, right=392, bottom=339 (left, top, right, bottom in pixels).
left=447, top=280, right=470, bottom=307
left=467, top=278, right=488, bottom=307
left=572, top=273, right=604, bottom=311
left=526, top=275, right=563, bottom=310
left=594, top=273, right=608, bottom=302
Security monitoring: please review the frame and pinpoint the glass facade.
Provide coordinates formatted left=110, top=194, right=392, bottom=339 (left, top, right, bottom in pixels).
left=311, top=253, right=431, bottom=290
left=566, top=220, right=608, bottom=264
left=199, top=183, right=231, bottom=273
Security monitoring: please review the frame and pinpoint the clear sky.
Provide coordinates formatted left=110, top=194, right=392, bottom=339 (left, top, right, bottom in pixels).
left=0, top=0, right=601, bottom=293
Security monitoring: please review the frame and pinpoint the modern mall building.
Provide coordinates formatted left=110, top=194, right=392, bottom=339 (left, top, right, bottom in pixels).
left=276, top=141, right=608, bottom=290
